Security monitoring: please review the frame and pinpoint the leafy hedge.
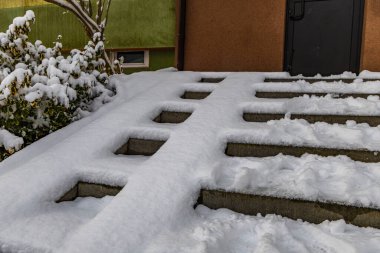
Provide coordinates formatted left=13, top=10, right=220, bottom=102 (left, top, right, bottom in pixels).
left=0, top=11, right=115, bottom=161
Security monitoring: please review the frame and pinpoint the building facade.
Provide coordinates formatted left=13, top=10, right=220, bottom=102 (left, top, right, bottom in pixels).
left=176, top=0, right=380, bottom=76
left=0, top=0, right=176, bottom=74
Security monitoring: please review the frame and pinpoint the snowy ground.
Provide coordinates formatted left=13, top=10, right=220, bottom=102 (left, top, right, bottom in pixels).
left=0, top=70, right=380, bottom=252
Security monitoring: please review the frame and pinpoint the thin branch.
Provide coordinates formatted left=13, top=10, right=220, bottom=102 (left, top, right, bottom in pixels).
left=44, top=0, right=97, bottom=36
left=43, top=0, right=115, bottom=74
left=104, top=52, right=115, bottom=74
left=79, top=0, right=85, bottom=12
left=102, top=0, right=112, bottom=31
left=79, top=0, right=92, bottom=17
left=96, top=0, right=103, bottom=25
left=88, top=0, right=93, bottom=18
left=67, top=0, right=100, bottom=32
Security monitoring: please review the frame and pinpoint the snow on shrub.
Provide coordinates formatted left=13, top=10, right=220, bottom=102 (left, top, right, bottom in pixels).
left=0, top=128, right=24, bottom=160
left=0, top=11, right=115, bottom=160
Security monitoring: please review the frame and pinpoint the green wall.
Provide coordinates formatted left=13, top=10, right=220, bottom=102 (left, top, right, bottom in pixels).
left=106, top=0, right=176, bottom=48
left=0, top=4, right=87, bottom=48
left=0, top=0, right=176, bottom=72
left=0, top=0, right=176, bottom=49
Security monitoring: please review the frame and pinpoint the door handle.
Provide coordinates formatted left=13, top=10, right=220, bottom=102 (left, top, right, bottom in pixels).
left=290, top=0, right=305, bottom=20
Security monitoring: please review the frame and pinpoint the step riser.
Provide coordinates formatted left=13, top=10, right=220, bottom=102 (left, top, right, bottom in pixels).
left=225, top=143, right=380, bottom=163
left=115, top=138, right=166, bottom=156
left=200, top=78, right=225, bottom=83
left=255, top=91, right=379, bottom=99
left=153, top=111, right=192, bottom=124
left=198, top=190, right=380, bottom=228
left=243, top=113, right=380, bottom=127
left=244, top=113, right=284, bottom=122
left=264, top=78, right=380, bottom=83
left=181, top=91, right=211, bottom=100
left=56, top=182, right=123, bottom=202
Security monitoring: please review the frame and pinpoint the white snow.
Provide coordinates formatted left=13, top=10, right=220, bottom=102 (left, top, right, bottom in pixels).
left=145, top=205, right=380, bottom=253
left=0, top=71, right=380, bottom=252
left=0, top=129, right=23, bottom=151
left=211, top=154, right=380, bottom=208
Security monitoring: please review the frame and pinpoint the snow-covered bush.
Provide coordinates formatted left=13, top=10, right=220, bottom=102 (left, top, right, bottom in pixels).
left=0, top=129, right=24, bottom=160
left=0, top=11, right=115, bottom=160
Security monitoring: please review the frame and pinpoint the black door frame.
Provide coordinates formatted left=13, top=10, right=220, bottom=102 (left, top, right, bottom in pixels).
left=284, top=0, right=366, bottom=75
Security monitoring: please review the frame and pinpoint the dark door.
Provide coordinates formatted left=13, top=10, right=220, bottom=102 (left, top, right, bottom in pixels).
left=285, top=0, right=364, bottom=76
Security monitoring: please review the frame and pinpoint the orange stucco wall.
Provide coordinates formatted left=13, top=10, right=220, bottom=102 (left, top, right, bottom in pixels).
left=182, top=0, right=287, bottom=72
left=361, top=0, right=380, bottom=71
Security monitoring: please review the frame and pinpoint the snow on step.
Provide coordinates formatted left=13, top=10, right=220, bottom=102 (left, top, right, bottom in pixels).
left=255, top=91, right=380, bottom=99
left=225, top=142, right=380, bottom=163
left=0, top=71, right=380, bottom=252
left=245, top=96, right=380, bottom=116
left=257, top=78, right=380, bottom=94
left=256, top=79, right=380, bottom=99
left=244, top=112, right=380, bottom=127
left=264, top=78, right=380, bottom=83
left=198, top=189, right=380, bottom=228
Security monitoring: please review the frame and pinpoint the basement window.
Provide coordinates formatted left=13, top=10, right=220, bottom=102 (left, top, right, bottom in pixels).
left=113, top=50, right=149, bottom=68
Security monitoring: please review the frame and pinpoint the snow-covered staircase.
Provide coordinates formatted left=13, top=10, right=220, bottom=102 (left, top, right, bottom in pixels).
left=200, top=77, right=380, bottom=229
left=3, top=72, right=380, bottom=251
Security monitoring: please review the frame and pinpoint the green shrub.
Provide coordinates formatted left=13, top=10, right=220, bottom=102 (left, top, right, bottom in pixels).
left=0, top=11, right=115, bottom=161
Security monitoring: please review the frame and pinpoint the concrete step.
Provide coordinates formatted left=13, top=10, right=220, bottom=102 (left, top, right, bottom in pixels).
left=255, top=91, right=380, bottom=99
left=56, top=182, right=123, bottom=202
left=264, top=78, right=380, bottom=83
left=225, top=142, right=380, bottom=163
left=115, top=138, right=166, bottom=156
left=153, top=111, right=192, bottom=124
left=200, top=77, right=225, bottom=83
left=181, top=91, right=211, bottom=100
left=198, top=190, right=380, bottom=228
left=243, top=112, right=380, bottom=127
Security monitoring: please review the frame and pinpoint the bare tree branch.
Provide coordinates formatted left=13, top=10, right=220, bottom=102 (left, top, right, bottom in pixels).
left=79, top=0, right=85, bottom=12
left=79, top=0, right=92, bottom=17
left=67, top=0, right=99, bottom=31
left=96, top=0, right=103, bottom=25
left=44, top=0, right=97, bottom=37
left=43, top=0, right=115, bottom=74
left=103, top=0, right=112, bottom=30
left=87, top=0, right=93, bottom=18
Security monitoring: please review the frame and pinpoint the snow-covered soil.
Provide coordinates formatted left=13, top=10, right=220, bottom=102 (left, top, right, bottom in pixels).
left=0, top=70, right=380, bottom=252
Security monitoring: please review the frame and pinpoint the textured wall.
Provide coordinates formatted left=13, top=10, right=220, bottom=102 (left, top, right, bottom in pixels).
left=0, top=5, right=88, bottom=49
left=183, top=0, right=286, bottom=71
left=0, top=0, right=176, bottom=49
left=361, top=0, right=380, bottom=71
left=1, top=0, right=46, bottom=8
